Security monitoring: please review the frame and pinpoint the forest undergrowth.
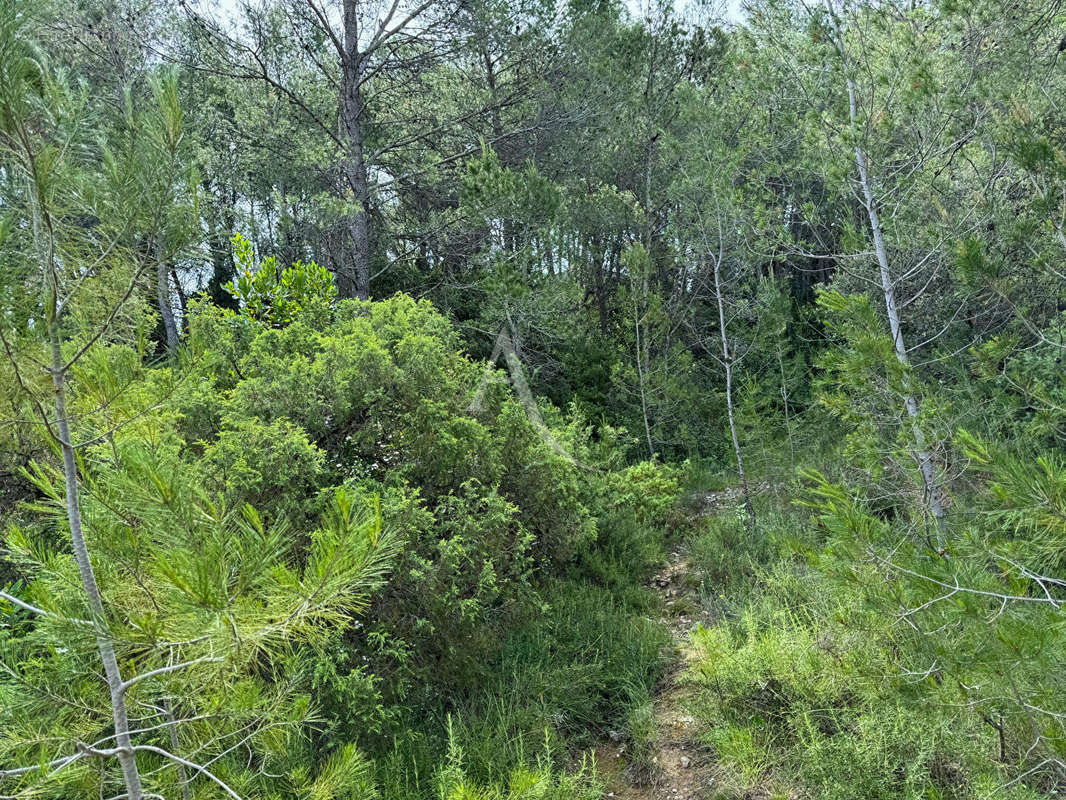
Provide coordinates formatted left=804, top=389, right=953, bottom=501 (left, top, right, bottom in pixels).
left=6, top=0, right=1066, bottom=796
left=584, top=466, right=1066, bottom=800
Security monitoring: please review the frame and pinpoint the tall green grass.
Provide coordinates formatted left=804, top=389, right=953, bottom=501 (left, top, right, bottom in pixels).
left=684, top=502, right=1046, bottom=800
left=373, top=518, right=674, bottom=800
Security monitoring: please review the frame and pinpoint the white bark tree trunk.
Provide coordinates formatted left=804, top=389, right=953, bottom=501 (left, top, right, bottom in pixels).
left=777, top=343, right=795, bottom=471
left=46, top=284, right=144, bottom=798
left=712, top=251, right=756, bottom=529
left=833, top=5, right=946, bottom=536
left=633, top=291, right=656, bottom=459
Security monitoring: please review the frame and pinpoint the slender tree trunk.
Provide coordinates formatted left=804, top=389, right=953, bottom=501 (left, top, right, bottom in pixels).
left=171, top=264, right=188, bottom=320
left=341, top=0, right=371, bottom=301
left=844, top=73, right=946, bottom=537
left=205, top=183, right=239, bottom=310
left=594, top=267, right=609, bottom=335
left=633, top=61, right=660, bottom=460
left=633, top=293, right=655, bottom=459
left=46, top=291, right=143, bottom=799
left=712, top=253, right=755, bottom=529
left=157, top=258, right=179, bottom=355
left=482, top=45, right=516, bottom=254
left=629, top=233, right=655, bottom=459
left=164, top=699, right=191, bottom=800
left=826, top=0, right=945, bottom=538
left=777, top=343, right=795, bottom=471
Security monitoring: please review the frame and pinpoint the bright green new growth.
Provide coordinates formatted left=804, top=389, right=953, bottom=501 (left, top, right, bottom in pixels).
left=226, top=232, right=338, bottom=327
left=3, top=453, right=397, bottom=797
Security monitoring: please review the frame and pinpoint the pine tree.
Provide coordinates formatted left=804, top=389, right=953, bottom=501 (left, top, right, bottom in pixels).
left=0, top=7, right=397, bottom=797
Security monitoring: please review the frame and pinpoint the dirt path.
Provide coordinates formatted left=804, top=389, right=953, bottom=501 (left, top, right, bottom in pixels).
left=591, top=551, right=713, bottom=800
left=593, top=488, right=756, bottom=800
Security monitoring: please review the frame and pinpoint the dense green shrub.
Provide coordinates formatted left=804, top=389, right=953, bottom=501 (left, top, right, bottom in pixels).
left=164, top=291, right=676, bottom=777
left=3, top=213, right=680, bottom=798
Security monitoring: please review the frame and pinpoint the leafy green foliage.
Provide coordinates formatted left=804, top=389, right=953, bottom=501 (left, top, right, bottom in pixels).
left=226, top=232, right=338, bottom=327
